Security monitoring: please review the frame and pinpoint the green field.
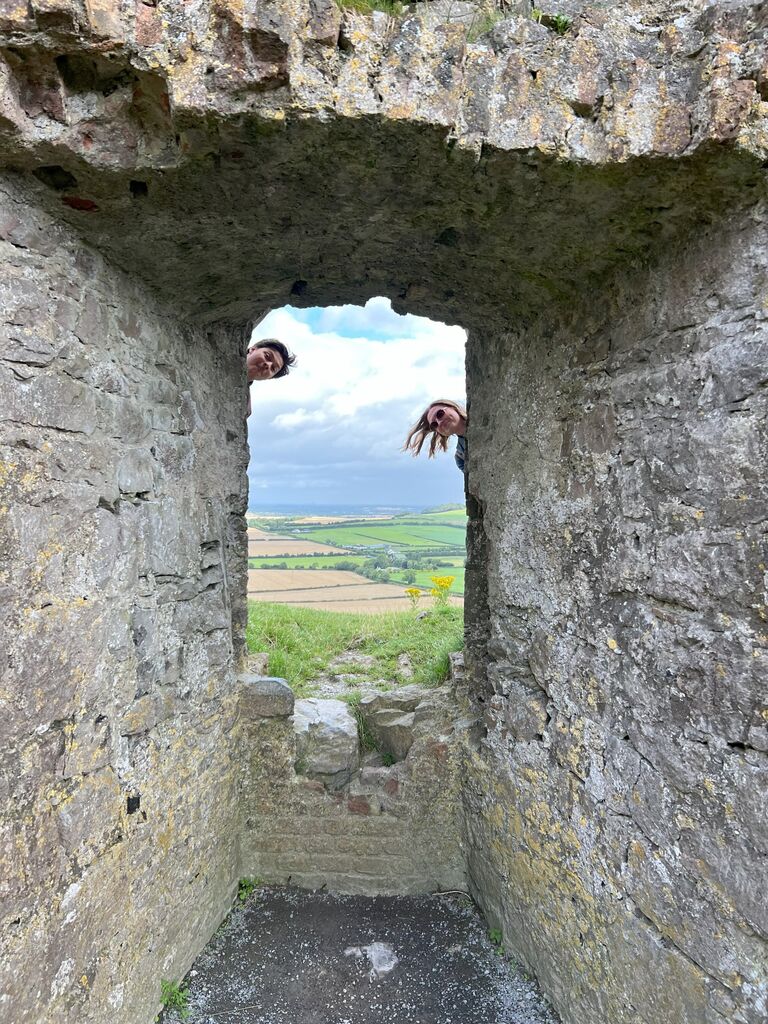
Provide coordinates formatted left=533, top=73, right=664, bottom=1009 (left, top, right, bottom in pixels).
left=296, top=520, right=468, bottom=552
left=249, top=560, right=466, bottom=593
left=247, top=600, right=463, bottom=695
left=389, top=568, right=465, bottom=595
left=248, top=554, right=368, bottom=569
left=298, top=521, right=466, bottom=550
left=393, top=511, right=467, bottom=525
left=248, top=509, right=468, bottom=595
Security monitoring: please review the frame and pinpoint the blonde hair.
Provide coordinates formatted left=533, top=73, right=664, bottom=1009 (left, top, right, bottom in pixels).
left=402, top=399, right=467, bottom=459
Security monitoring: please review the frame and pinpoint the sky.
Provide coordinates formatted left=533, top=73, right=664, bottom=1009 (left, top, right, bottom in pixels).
left=247, top=297, right=467, bottom=510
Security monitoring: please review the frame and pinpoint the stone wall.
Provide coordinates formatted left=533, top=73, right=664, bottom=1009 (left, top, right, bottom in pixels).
left=0, top=1, right=766, bottom=1022
left=237, top=670, right=470, bottom=896
left=0, top=176, right=249, bottom=1024
left=464, top=206, right=768, bottom=1024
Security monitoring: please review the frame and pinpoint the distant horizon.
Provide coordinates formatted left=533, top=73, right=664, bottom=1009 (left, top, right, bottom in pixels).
left=247, top=500, right=465, bottom=515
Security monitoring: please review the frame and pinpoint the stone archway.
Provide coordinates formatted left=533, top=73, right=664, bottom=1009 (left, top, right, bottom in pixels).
left=1, top=2, right=766, bottom=1022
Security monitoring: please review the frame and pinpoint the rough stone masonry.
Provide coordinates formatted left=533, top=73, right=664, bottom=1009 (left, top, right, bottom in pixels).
left=0, top=1, right=766, bottom=1023
left=237, top=669, right=470, bottom=895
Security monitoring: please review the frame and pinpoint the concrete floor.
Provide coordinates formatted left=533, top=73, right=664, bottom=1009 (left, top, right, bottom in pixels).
left=160, top=887, right=560, bottom=1024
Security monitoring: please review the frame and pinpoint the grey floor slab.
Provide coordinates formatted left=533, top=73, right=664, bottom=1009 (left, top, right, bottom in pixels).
left=159, top=887, right=560, bottom=1024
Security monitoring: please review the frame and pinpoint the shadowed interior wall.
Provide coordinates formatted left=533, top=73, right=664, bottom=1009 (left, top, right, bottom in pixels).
left=464, top=206, right=768, bottom=1024
left=0, top=177, right=249, bottom=1024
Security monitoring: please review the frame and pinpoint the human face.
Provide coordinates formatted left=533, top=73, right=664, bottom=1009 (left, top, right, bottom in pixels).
left=426, top=404, right=463, bottom=437
left=247, top=345, right=284, bottom=382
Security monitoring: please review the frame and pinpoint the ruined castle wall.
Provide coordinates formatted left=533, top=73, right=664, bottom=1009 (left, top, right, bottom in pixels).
left=237, top=677, right=470, bottom=897
left=464, top=206, right=768, bottom=1024
left=0, top=177, right=249, bottom=1024
left=0, top=1, right=765, bottom=1021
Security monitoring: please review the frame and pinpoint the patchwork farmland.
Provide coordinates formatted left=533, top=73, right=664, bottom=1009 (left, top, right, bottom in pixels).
left=247, top=527, right=349, bottom=557
left=247, top=507, right=467, bottom=613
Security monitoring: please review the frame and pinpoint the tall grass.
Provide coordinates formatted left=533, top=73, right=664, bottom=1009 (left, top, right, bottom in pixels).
left=336, top=0, right=404, bottom=15
left=246, top=601, right=463, bottom=696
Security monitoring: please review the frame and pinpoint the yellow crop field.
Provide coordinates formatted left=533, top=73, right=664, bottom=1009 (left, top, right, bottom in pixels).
left=247, top=568, right=463, bottom=613
left=248, top=527, right=279, bottom=540
left=247, top=528, right=348, bottom=556
left=249, top=569, right=369, bottom=591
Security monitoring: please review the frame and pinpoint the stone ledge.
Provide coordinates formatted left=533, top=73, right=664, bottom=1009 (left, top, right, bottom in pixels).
left=238, top=674, right=295, bottom=718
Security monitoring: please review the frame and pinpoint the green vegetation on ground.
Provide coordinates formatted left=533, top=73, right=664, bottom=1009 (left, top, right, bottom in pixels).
left=248, top=555, right=367, bottom=570
left=237, top=877, right=262, bottom=902
left=532, top=8, right=572, bottom=33
left=389, top=568, right=465, bottom=595
left=335, top=0, right=404, bottom=15
left=423, top=504, right=465, bottom=514
left=339, top=691, right=377, bottom=751
left=409, top=510, right=466, bottom=523
left=296, top=524, right=462, bottom=548
left=159, top=979, right=190, bottom=1020
left=246, top=600, right=463, bottom=696
left=248, top=509, right=467, bottom=586
left=249, top=510, right=467, bottom=540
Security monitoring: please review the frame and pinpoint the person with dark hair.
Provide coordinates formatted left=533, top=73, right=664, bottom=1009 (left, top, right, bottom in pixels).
left=246, top=338, right=296, bottom=414
left=402, top=399, right=467, bottom=473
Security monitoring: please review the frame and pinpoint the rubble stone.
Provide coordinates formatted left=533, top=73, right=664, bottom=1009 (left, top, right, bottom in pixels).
left=239, top=676, right=295, bottom=719
left=293, top=698, right=360, bottom=789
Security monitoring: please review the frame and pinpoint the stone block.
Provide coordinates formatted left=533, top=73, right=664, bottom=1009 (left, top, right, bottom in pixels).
left=117, top=449, right=154, bottom=496
left=31, top=0, right=84, bottom=30
left=359, top=685, right=426, bottom=716
left=247, top=652, right=270, bottom=675
left=503, top=681, right=549, bottom=741
left=239, top=676, right=295, bottom=718
left=84, top=0, right=126, bottom=39
left=293, top=698, right=359, bottom=790
left=410, top=0, right=483, bottom=30
left=365, top=708, right=416, bottom=763
left=60, top=716, right=111, bottom=779
left=347, top=796, right=371, bottom=815
left=307, top=0, right=340, bottom=46
left=118, top=694, right=172, bottom=736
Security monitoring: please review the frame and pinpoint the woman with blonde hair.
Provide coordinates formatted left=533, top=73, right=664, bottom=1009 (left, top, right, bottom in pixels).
left=402, top=399, right=467, bottom=472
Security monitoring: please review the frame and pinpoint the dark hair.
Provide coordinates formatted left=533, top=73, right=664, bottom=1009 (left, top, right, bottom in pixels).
left=252, top=338, right=296, bottom=379
left=402, top=399, right=467, bottom=458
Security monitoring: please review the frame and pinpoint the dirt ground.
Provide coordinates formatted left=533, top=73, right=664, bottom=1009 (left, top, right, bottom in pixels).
left=159, top=888, right=560, bottom=1024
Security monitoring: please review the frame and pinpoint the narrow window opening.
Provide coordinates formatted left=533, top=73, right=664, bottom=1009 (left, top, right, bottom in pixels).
left=244, top=296, right=467, bottom=680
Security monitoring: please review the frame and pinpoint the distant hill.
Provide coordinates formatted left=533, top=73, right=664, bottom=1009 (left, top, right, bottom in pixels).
left=422, top=503, right=465, bottom=513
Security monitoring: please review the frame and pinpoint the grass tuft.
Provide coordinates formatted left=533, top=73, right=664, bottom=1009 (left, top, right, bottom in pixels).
left=532, top=8, right=572, bottom=34
left=246, top=601, right=463, bottom=695
left=237, top=877, right=262, bottom=902
left=467, top=9, right=503, bottom=42
left=159, top=979, right=190, bottom=1020
left=339, top=690, right=378, bottom=751
left=335, top=0, right=404, bottom=15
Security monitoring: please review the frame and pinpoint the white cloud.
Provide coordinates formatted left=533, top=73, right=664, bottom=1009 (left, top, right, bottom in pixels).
left=272, top=407, right=330, bottom=429
left=247, top=298, right=467, bottom=507
left=251, top=302, right=465, bottom=422
left=284, top=295, right=465, bottom=340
